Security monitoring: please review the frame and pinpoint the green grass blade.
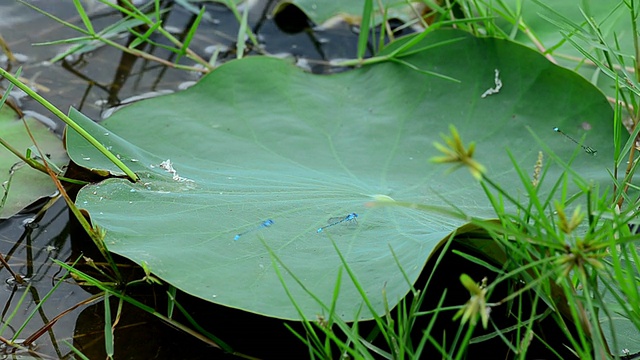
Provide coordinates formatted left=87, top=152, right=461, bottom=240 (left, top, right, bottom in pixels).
left=167, top=286, right=177, bottom=319
left=236, top=3, right=249, bottom=59
left=165, top=292, right=234, bottom=353
left=177, top=6, right=206, bottom=62
left=0, top=283, right=32, bottom=338
left=357, top=0, right=374, bottom=60
left=103, top=293, right=114, bottom=358
left=128, top=20, right=164, bottom=49
left=0, top=67, right=20, bottom=110
left=62, top=340, right=91, bottom=360
left=71, top=0, right=95, bottom=34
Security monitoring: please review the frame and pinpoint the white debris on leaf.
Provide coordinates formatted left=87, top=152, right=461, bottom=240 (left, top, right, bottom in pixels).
left=158, top=159, right=194, bottom=183
left=481, top=69, right=502, bottom=98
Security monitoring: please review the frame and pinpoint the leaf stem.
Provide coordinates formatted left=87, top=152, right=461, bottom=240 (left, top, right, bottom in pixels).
left=0, top=68, right=139, bottom=182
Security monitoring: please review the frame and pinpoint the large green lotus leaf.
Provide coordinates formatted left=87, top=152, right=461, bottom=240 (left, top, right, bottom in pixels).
left=67, top=29, right=615, bottom=320
left=0, top=107, right=68, bottom=218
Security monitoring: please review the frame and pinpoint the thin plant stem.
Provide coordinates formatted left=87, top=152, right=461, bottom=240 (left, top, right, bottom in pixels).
left=0, top=67, right=138, bottom=182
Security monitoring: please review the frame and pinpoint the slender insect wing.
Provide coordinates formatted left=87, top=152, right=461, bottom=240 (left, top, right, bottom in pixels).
left=234, top=219, right=274, bottom=241
left=317, top=213, right=359, bottom=233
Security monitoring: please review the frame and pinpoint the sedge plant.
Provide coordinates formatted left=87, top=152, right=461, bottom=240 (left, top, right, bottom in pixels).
left=428, top=124, right=640, bottom=359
